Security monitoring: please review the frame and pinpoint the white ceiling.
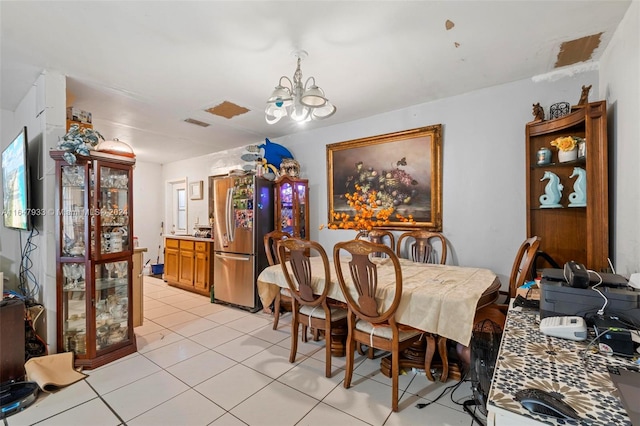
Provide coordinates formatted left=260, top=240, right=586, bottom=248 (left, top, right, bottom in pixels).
left=0, top=1, right=631, bottom=164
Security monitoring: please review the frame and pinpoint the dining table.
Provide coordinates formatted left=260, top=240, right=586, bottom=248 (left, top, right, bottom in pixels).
left=257, top=256, right=501, bottom=379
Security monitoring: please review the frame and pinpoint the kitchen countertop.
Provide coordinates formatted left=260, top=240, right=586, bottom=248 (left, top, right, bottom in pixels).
left=164, top=235, right=214, bottom=242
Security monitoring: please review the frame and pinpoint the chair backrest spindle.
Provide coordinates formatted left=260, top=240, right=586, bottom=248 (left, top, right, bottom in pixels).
left=397, top=230, right=447, bottom=264
left=334, top=239, right=403, bottom=324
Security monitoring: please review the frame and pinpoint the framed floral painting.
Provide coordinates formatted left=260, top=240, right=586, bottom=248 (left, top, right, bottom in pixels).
left=326, top=125, right=443, bottom=230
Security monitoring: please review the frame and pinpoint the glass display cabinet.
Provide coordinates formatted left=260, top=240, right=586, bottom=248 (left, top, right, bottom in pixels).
left=50, top=150, right=136, bottom=369
left=274, top=176, right=309, bottom=239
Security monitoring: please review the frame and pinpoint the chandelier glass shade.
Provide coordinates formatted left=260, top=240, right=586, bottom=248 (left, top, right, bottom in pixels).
left=265, top=51, right=336, bottom=124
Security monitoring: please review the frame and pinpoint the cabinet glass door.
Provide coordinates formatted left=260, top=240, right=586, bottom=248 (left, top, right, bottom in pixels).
left=61, top=165, right=86, bottom=257
left=61, top=262, right=87, bottom=354
left=95, top=260, right=130, bottom=351
left=278, top=181, right=294, bottom=235
left=296, top=181, right=306, bottom=238
left=99, top=166, right=130, bottom=256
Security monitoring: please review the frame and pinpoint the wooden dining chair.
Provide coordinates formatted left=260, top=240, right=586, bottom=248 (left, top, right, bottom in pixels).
left=498, top=235, right=542, bottom=307
left=278, top=238, right=348, bottom=378
left=333, top=239, right=427, bottom=412
left=396, top=230, right=451, bottom=379
left=396, top=230, right=447, bottom=264
left=355, top=230, right=395, bottom=255
left=356, top=229, right=396, bottom=357
left=263, top=230, right=291, bottom=330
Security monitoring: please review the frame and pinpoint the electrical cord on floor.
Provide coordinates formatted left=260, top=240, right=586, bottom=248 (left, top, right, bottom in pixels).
left=415, top=369, right=468, bottom=409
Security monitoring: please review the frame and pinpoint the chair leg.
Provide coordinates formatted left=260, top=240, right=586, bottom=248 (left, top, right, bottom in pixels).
left=367, top=346, right=375, bottom=359
left=325, top=321, right=332, bottom=378
left=290, top=313, right=299, bottom=364
left=423, top=334, right=436, bottom=381
left=355, top=342, right=374, bottom=358
left=438, top=336, right=449, bottom=382
left=343, top=335, right=355, bottom=389
left=272, top=292, right=281, bottom=330
left=391, top=350, right=399, bottom=412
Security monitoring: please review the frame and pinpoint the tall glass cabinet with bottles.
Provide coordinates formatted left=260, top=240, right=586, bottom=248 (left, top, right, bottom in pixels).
left=274, top=176, right=309, bottom=239
left=50, top=150, right=136, bottom=369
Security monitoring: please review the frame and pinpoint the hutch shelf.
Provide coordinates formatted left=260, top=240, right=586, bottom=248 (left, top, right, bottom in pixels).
left=50, top=150, right=137, bottom=369
left=525, top=100, right=609, bottom=271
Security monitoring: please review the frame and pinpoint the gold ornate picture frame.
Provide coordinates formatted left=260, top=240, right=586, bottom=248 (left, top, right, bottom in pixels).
left=327, top=125, right=442, bottom=230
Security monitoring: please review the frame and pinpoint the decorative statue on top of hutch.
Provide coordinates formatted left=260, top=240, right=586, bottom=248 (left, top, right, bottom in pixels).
left=539, top=171, right=563, bottom=209
left=574, top=85, right=592, bottom=107
left=242, top=138, right=295, bottom=180
left=531, top=102, right=545, bottom=122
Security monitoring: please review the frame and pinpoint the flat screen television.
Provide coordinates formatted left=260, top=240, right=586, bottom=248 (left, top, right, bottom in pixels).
left=2, top=126, right=30, bottom=230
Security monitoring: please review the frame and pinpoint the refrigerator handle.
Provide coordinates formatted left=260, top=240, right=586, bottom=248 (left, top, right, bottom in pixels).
left=226, top=187, right=235, bottom=242
left=215, top=253, right=251, bottom=261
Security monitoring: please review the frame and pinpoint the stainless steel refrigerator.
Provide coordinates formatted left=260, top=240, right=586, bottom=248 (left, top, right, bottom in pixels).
left=212, top=175, right=273, bottom=312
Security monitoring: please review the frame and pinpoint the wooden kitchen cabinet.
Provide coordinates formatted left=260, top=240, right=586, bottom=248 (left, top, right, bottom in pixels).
left=164, top=238, right=179, bottom=282
left=194, top=242, right=210, bottom=292
left=178, top=240, right=195, bottom=286
left=164, top=237, right=213, bottom=296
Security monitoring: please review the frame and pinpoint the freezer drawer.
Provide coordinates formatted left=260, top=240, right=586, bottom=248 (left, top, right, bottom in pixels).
left=213, top=252, right=259, bottom=311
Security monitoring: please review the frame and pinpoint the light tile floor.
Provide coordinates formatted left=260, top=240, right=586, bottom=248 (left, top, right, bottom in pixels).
left=8, top=277, right=483, bottom=426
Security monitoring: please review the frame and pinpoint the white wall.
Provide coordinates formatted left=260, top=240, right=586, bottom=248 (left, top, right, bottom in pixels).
left=161, top=145, right=248, bottom=238
left=132, top=160, right=163, bottom=266
left=599, top=0, right=640, bottom=276
left=161, top=23, right=639, bottom=283
left=279, top=74, right=603, bottom=286
left=160, top=71, right=605, bottom=287
left=0, top=70, right=66, bottom=351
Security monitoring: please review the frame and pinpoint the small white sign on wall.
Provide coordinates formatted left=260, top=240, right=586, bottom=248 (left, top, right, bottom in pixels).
left=189, top=181, right=203, bottom=200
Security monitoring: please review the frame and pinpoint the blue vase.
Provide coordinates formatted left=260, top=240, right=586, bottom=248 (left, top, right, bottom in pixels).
left=537, top=147, right=552, bottom=165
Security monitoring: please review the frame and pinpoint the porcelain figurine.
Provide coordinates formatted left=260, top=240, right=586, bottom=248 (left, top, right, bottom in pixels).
left=568, top=167, right=587, bottom=207
left=539, top=171, right=563, bottom=208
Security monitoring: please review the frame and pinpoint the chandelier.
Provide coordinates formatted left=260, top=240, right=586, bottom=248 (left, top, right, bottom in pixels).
left=265, top=50, right=336, bottom=124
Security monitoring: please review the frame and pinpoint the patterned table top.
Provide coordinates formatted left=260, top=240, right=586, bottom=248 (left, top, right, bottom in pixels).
left=488, top=306, right=637, bottom=425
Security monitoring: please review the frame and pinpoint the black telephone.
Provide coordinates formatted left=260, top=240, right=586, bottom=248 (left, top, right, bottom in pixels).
left=564, top=261, right=590, bottom=288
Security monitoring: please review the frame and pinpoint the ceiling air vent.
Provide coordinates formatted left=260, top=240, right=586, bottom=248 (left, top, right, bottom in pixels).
left=184, top=118, right=210, bottom=127
left=205, top=101, right=250, bottom=119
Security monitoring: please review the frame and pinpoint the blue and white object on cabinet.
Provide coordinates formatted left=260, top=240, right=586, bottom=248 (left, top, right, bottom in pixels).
left=539, top=171, right=563, bottom=208
left=568, top=167, right=586, bottom=207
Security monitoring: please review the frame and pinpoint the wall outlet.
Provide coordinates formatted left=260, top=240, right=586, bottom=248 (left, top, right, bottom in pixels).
left=629, top=273, right=640, bottom=290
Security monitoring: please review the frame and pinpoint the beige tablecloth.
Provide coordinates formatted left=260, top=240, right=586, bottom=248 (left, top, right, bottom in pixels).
left=257, top=257, right=500, bottom=346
